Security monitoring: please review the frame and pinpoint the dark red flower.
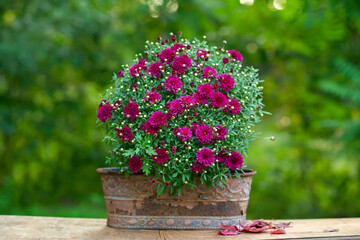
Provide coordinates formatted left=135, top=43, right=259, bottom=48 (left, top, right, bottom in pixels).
left=191, top=162, right=205, bottom=173
left=118, top=70, right=124, bottom=77
left=148, top=62, right=163, bottom=77
left=124, top=102, right=139, bottom=119
left=116, top=124, right=134, bottom=142
left=211, top=92, right=228, bottom=108
left=129, top=63, right=147, bottom=78
left=159, top=48, right=176, bottom=63
left=218, top=73, right=235, bottom=91
left=148, top=111, right=167, bottom=128
left=222, top=57, right=229, bottom=64
left=152, top=148, right=170, bottom=164
left=195, top=124, right=213, bottom=144
left=97, top=104, right=112, bottom=122
left=224, top=152, right=244, bottom=170
left=196, top=147, right=215, bottom=167
left=129, top=156, right=142, bottom=173
left=228, top=50, right=243, bottom=61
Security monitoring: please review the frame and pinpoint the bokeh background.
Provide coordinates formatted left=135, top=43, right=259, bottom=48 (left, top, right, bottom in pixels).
left=1, top=0, right=359, bottom=219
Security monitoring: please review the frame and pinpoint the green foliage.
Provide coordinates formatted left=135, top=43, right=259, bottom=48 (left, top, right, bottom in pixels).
left=0, top=0, right=359, bottom=219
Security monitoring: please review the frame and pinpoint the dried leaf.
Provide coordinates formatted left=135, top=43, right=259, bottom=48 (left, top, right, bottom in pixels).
left=271, top=229, right=286, bottom=234
left=323, top=229, right=339, bottom=232
left=218, top=229, right=241, bottom=235
left=275, top=222, right=292, bottom=228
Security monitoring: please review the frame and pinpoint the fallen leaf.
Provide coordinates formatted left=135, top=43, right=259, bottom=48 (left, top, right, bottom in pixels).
left=271, top=228, right=286, bottom=234
left=323, top=229, right=339, bottom=232
left=275, top=222, right=292, bottom=228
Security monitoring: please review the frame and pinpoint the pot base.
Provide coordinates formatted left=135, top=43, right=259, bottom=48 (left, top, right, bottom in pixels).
left=107, top=214, right=245, bottom=229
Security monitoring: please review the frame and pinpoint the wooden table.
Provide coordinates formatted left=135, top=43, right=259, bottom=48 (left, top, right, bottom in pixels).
left=0, top=215, right=359, bottom=239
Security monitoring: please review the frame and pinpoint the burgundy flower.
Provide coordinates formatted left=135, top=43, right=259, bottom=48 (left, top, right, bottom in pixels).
left=190, top=122, right=198, bottom=132
left=171, top=146, right=177, bottom=154
left=152, top=148, right=170, bottom=164
left=148, top=111, right=167, bottom=128
left=116, top=125, right=134, bottom=142
left=197, top=83, right=214, bottom=99
left=228, top=50, right=243, bottom=61
left=196, top=49, right=208, bottom=61
left=173, top=127, right=180, bottom=136
left=193, top=112, right=198, bottom=117
left=194, top=92, right=208, bottom=104
left=178, top=127, right=193, bottom=141
left=171, top=35, right=177, bottom=41
left=171, top=54, right=192, bottom=75
left=161, top=141, right=165, bottom=145
left=196, top=147, right=215, bottom=167
left=131, top=84, right=139, bottom=91
left=145, top=92, right=162, bottom=103
left=113, top=100, right=122, bottom=108
left=118, top=70, right=124, bottom=77
left=224, top=151, right=244, bottom=170
left=165, top=110, right=176, bottom=120
left=138, top=58, right=148, bottom=65
left=169, top=99, right=185, bottom=115
left=191, top=162, right=206, bottom=173
left=164, top=75, right=183, bottom=93
left=226, top=98, right=241, bottom=115
left=213, top=125, right=228, bottom=141
left=195, top=124, right=213, bottom=144
left=218, top=73, right=235, bottom=91
left=129, top=156, right=143, bottom=173
left=190, top=82, right=195, bottom=87
left=157, top=85, right=162, bottom=91
left=171, top=43, right=185, bottom=52
left=124, top=102, right=139, bottom=119
left=148, top=62, right=163, bottom=78
left=97, top=104, right=112, bottom=122
left=211, top=92, right=228, bottom=108
left=222, top=57, right=229, bottom=64
left=180, top=95, right=195, bottom=109
left=129, top=63, right=147, bottom=78
left=99, top=99, right=107, bottom=107
left=201, top=67, right=217, bottom=79
left=140, top=121, right=160, bottom=134
left=216, top=149, right=228, bottom=163
left=159, top=48, right=176, bottom=63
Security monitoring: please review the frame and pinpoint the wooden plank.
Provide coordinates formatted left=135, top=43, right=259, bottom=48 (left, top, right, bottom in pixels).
left=0, top=215, right=359, bottom=239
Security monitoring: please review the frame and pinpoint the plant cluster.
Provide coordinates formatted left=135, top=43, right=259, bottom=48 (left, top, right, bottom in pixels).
left=97, top=32, right=269, bottom=195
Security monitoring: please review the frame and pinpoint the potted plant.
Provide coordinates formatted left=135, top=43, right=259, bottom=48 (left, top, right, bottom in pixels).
left=96, top=32, right=269, bottom=229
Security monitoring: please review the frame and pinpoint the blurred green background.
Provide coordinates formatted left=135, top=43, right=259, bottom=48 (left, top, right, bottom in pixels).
left=1, top=0, right=359, bottom=219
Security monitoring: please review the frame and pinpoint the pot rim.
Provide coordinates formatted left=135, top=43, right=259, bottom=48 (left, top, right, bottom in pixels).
left=96, top=167, right=256, bottom=177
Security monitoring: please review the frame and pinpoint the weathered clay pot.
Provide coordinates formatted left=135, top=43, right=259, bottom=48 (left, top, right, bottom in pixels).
left=97, top=167, right=256, bottom=229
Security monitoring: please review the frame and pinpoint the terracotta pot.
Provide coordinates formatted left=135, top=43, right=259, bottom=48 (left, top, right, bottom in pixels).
left=97, top=167, right=256, bottom=229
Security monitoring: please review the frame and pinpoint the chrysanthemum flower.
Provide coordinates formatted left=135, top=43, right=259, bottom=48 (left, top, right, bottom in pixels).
left=197, top=83, right=214, bottom=99
left=169, top=99, right=185, bottom=115
left=191, top=162, right=206, bottom=173
left=116, top=125, right=134, bottom=142
left=124, top=102, right=139, bottom=119
left=159, top=48, right=176, bottom=63
left=226, top=98, right=241, bottom=115
left=218, top=73, right=235, bottom=91
left=171, top=43, right=186, bottom=52
left=228, top=50, right=243, bottom=61
left=195, top=124, right=213, bottom=144
left=211, top=92, right=228, bottom=108
left=196, top=49, right=208, bottom=61
left=179, top=127, right=193, bottom=141
left=196, top=147, right=215, bottom=167
left=213, top=125, right=228, bottom=141
left=216, top=149, right=228, bottom=163
left=152, top=148, right=170, bottom=164
left=171, top=54, right=192, bottom=75
left=129, top=156, right=143, bottom=173
left=194, top=92, right=208, bottom=104
left=164, top=75, right=183, bottom=93
left=148, top=111, right=167, bottom=128
left=148, top=62, right=163, bottom=78
left=145, top=92, right=162, bottom=103
left=180, top=95, right=195, bottom=109
left=129, top=63, right=147, bottom=78
left=224, top=151, right=244, bottom=170
left=201, top=67, right=217, bottom=79
left=97, top=104, right=112, bottom=122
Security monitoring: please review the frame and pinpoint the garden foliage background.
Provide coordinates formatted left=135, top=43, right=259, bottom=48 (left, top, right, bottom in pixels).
left=1, top=0, right=359, bottom=219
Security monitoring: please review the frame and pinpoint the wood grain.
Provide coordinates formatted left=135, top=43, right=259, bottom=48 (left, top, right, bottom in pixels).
left=0, top=215, right=359, bottom=239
